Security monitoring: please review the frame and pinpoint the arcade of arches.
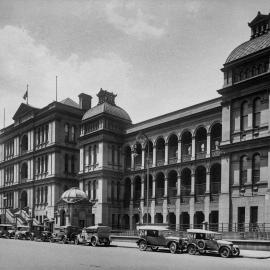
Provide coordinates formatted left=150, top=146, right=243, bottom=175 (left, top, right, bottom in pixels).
left=121, top=162, right=221, bottom=230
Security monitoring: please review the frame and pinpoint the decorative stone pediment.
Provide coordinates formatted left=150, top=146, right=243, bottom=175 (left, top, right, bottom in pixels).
left=12, top=103, right=38, bottom=121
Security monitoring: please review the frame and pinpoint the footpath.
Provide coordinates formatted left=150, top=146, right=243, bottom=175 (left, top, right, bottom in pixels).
left=112, top=240, right=270, bottom=259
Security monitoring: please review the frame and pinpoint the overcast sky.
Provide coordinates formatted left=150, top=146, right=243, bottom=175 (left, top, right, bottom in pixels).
left=0, top=0, right=269, bottom=127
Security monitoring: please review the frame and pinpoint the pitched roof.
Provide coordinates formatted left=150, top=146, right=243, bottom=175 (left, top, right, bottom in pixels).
left=12, top=103, right=39, bottom=120
left=225, top=32, right=270, bottom=64
left=60, top=98, right=80, bottom=109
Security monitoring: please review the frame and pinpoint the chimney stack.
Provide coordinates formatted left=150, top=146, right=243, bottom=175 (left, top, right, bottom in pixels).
left=78, top=93, right=92, bottom=111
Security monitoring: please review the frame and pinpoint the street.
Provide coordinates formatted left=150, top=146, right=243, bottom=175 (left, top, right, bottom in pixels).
left=0, top=239, right=270, bottom=270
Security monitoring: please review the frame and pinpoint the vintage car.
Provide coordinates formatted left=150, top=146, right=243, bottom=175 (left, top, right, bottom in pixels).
left=0, top=224, right=15, bottom=238
left=14, top=225, right=32, bottom=240
left=136, top=225, right=186, bottom=254
left=30, top=225, right=52, bottom=242
left=75, top=225, right=111, bottom=246
left=50, top=226, right=81, bottom=244
left=186, top=229, right=240, bottom=258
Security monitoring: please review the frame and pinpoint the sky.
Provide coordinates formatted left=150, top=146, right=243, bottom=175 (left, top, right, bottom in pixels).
left=0, top=0, right=269, bottom=127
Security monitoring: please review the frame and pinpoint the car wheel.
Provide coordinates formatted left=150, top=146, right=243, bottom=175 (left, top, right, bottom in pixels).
left=139, top=241, right=147, bottom=251
left=169, top=242, right=178, bottom=254
left=232, top=247, right=240, bottom=257
left=91, top=237, right=97, bottom=247
left=187, top=244, right=197, bottom=255
left=151, top=247, right=159, bottom=252
left=62, top=237, right=68, bottom=244
left=74, top=238, right=79, bottom=245
left=220, top=247, right=231, bottom=258
left=197, top=240, right=205, bottom=250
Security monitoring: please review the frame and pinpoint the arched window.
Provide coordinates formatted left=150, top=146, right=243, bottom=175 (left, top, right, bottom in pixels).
left=253, top=98, right=261, bottom=128
left=241, top=101, right=248, bottom=131
left=64, top=123, right=69, bottom=142
left=240, top=155, right=248, bottom=186
left=252, top=154, right=260, bottom=184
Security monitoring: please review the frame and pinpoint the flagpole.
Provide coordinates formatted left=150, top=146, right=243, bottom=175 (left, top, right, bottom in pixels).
left=56, top=76, right=58, bottom=102
left=27, top=84, right=29, bottom=104
left=3, top=108, right=5, bottom=128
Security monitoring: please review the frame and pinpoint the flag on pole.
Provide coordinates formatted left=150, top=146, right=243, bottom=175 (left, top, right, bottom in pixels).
left=23, top=90, right=28, bottom=100
left=23, top=84, right=29, bottom=104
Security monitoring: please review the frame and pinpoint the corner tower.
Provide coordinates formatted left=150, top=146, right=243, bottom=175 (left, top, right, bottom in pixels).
left=78, top=89, right=132, bottom=225
left=218, top=12, right=270, bottom=228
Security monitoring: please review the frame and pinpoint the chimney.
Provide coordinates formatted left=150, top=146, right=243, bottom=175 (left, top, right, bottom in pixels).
left=78, top=93, right=92, bottom=111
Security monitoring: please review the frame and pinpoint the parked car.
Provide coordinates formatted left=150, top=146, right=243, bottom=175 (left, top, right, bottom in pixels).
left=50, top=226, right=81, bottom=244
left=0, top=224, right=15, bottom=238
left=75, top=225, right=111, bottom=246
left=136, top=225, right=186, bottom=254
left=14, top=225, right=32, bottom=240
left=186, top=229, right=240, bottom=258
left=30, top=225, right=52, bottom=242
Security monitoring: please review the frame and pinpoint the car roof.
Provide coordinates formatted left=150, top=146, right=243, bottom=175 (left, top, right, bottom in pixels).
left=85, top=225, right=111, bottom=230
left=137, top=225, right=170, bottom=231
left=187, top=229, right=221, bottom=234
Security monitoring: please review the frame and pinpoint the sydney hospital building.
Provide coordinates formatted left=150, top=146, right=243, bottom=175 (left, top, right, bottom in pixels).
left=1, top=12, right=270, bottom=232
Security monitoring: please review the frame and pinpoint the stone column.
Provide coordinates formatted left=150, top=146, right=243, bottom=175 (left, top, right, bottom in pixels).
left=164, top=175, right=168, bottom=197
left=141, top=177, right=145, bottom=199
left=191, top=136, right=196, bottom=160
left=177, top=173, right=181, bottom=196
left=130, top=177, right=134, bottom=201
left=204, top=165, right=211, bottom=224
left=206, top=132, right=211, bottom=158
left=177, top=139, right=182, bottom=163
left=165, top=142, right=168, bottom=165
left=153, top=146, right=157, bottom=167
left=219, top=154, right=231, bottom=231
left=206, top=165, right=210, bottom=194
left=191, top=167, right=195, bottom=195
left=131, top=150, right=135, bottom=170
left=141, top=147, right=145, bottom=169
left=152, top=177, right=156, bottom=198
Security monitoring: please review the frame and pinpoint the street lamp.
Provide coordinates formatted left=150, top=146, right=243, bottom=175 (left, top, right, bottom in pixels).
left=136, top=132, right=150, bottom=225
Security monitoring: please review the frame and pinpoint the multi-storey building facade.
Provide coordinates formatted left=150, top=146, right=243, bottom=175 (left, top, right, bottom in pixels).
left=78, top=12, right=270, bottom=230
left=0, top=94, right=92, bottom=225
left=1, top=12, right=270, bottom=231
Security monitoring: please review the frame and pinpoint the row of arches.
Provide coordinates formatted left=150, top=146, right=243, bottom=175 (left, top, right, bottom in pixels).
left=125, top=123, right=221, bottom=169
left=123, top=164, right=221, bottom=205
left=120, top=211, right=219, bottom=230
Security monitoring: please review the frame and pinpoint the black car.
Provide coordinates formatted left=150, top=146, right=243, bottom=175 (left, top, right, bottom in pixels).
left=50, top=226, right=81, bottom=244
left=136, top=225, right=186, bottom=254
left=0, top=224, right=15, bottom=238
left=30, top=225, right=52, bottom=241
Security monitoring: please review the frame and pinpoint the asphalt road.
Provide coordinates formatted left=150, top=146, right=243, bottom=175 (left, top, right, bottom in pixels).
left=0, top=239, right=269, bottom=270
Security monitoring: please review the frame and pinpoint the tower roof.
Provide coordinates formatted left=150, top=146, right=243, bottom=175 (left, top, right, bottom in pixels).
left=82, top=88, right=131, bottom=122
